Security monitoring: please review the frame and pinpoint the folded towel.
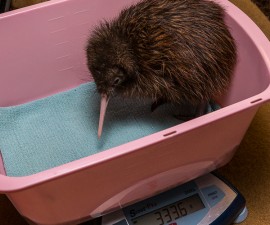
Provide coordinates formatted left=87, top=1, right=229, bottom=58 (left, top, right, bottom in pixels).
left=0, top=82, right=219, bottom=177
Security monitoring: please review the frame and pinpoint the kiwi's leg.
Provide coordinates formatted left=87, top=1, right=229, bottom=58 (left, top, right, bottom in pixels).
left=151, top=98, right=167, bottom=112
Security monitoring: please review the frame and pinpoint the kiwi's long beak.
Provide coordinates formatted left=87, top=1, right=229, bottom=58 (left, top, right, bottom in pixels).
left=98, top=94, right=109, bottom=139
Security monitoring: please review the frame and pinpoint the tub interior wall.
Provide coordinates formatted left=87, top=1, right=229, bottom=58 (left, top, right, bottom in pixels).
left=0, top=0, right=269, bottom=108
left=0, top=0, right=131, bottom=107
left=219, top=14, right=270, bottom=106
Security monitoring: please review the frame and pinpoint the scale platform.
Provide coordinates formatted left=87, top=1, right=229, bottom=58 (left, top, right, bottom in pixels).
left=100, top=173, right=248, bottom=225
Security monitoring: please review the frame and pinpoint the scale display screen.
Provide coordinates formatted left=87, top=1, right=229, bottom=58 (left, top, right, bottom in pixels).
left=129, top=194, right=205, bottom=225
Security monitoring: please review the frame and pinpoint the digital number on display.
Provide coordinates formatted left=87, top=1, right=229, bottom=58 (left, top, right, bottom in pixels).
left=129, top=194, right=205, bottom=225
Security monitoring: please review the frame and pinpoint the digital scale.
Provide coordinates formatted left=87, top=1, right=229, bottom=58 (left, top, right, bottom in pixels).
left=101, top=173, right=248, bottom=225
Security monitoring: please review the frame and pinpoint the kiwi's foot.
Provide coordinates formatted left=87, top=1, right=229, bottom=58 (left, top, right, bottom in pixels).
left=173, top=114, right=195, bottom=121
left=174, top=101, right=208, bottom=121
left=195, top=101, right=208, bottom=117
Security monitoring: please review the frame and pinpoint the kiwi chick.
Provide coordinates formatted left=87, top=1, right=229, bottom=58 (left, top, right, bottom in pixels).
left=86, top=0, right=237, bottom=138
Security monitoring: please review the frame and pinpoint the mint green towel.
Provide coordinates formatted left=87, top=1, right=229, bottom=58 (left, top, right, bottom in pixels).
left=0, top=83, right=219, bottom=177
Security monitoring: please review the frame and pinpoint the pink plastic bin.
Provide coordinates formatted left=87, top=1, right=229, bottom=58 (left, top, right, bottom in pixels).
left=0, top=0, right=270, bottom=224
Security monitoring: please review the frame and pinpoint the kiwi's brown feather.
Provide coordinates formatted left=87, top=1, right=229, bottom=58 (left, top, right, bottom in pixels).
left=86, top=0, right=237, bottom=105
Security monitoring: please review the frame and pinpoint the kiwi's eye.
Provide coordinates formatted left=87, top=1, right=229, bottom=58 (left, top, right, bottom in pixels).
left=113, top=77, right=122, bottom=86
